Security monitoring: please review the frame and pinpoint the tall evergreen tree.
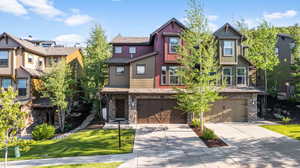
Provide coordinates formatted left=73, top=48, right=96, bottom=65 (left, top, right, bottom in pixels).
left=176, top=0, right=223, bottom=132
left=290, top=24, right=300, bottom=101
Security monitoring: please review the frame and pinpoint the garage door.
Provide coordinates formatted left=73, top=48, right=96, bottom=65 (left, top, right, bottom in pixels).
left=205, top=99, right=247, bottom=122
left=137, top=99, right=187, bottom=124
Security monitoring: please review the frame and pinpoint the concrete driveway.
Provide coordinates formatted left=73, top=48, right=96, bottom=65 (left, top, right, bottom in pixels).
left=121, top=123, right=300, bottom=168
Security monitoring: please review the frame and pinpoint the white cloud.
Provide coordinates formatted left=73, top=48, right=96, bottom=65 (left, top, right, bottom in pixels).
left=207, top=15, right=218, bottom=21
left=208, top=23, right=218, bottom=31
left=64, top=14, right=93, bottom=26
left=19, top=0, right=63, bottom=18
left=54, top=34, right=84, bottom=46
left=70, top=8, right=80, bottom=14
left=264, top=10, right=297, bottom=20
left=0, top=0, right=27, bottom=16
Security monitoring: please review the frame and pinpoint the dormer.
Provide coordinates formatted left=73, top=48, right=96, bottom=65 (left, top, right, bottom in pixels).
left=150, top=18, right=186, bottom=63
left=214, top=23, right=246, bottom=65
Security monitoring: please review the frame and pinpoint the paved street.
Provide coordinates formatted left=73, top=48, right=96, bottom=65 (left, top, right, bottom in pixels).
left=6, top=123, right=300, bottom=168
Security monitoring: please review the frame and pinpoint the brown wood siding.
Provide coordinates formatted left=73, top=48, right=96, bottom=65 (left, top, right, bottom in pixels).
left=205, top=99, right=247, bottom=122
left=137, top=99, right=187, bottom=124
left=109, top=65, right=129, bottom=87
left=130, top=55, right=155, bottom=88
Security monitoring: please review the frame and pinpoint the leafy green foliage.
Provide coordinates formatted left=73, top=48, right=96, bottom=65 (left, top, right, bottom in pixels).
left=32, top=124, right=56, bottom=140
left=281, top=117, right=292, bottom=124
left=176, top=0, right=223, bottom=131
left=0, top=87, right=26, bottom=166
left=191, top=119, right=201, bottom=128
left=41, top=61, right=74, bottom=132
left=201, top=128, right=217, bottom=140
left=82, top=25, right=111, bottom=103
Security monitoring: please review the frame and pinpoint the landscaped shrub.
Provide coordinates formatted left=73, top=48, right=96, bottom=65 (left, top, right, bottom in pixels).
left=32, top=124, right=56, bottom=140
left=281, top=117, right=292, bottom=124
left=201, top=128, right=217, bottom=140
left=191, top=119, right=201, bottom=128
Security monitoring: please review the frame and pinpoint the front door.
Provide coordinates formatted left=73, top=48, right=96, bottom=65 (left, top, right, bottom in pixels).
left=115, top=99, right=125, bottom=118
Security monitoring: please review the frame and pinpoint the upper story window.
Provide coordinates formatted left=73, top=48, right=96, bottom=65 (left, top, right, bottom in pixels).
left=222, top=67, right=232, bottom=85
left=129, top=47, right=136, bottom=54
left=28, top=54, right=33, bottom=63
left=115, top=46, right=122, bottom=54
left=116, top=66, right=125, bottom=74
left=169, top=37, right=180, bottom=54
left=38, top=58, right=43, bottom=66
left=17, top=79, right=27, bottom=97
left=223, top=40, right=235, bottom=56
left=136, top=64, right=145, bottom=75
left=0, top=51, right=9, bottom=67
left=1, top=79, right=12, bottom=90
left=236, top=67, right=246, bottom=86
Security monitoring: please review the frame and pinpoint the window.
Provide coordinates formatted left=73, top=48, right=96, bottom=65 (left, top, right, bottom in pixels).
left=38, top=58, right=43, bottom=66
left=237, top=67, right=246, bottom=86
left=28, top=54, right=33, bottom=63
left=1, top=79, right=12, bottom=90
left=169, top=66, right=181, bottom=85
left=115, top=47, right=122, bottom=54
left=17, top=79, right=27, bottom=96
left=161, top=66, right=167, bottom=85
left=116, top=66, right=125, bottom=74
left=136, top=65, right=145, bottom=75
left=129, top=47, right=136, bottom=54
left=45, top=57, right=52, bottom=67
left=169, top=37, right=180, bottom=53
left=223, top=40, right=235, bottom=56
left=53, top=57, right=59, bottom=64
left=222, top=67, right=232, bottom=85
left=0, top=51, right=9, bottom=67
left=275, top=47, right=279, bottom=56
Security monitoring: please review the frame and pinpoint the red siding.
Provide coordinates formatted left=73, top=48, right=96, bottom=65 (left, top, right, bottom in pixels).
left=113, top=45, right=153, bottom=59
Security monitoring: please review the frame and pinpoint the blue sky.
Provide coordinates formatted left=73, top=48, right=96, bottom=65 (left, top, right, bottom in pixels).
left=0, top=0, right=299, bottom=46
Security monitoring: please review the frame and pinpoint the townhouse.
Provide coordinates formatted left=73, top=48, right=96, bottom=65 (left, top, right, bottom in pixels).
left=0, top=32, right=83, bottom=124
left=101, top=18, right=262, bottom=124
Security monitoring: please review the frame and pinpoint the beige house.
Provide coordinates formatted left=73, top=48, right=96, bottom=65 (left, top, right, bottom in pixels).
left=0, top=32, right=83, bottom=125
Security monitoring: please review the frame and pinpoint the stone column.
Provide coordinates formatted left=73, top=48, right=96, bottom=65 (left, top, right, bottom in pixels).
left=128, top=94, right=137, bottom=124
left=247, top=93, right=258, bottom=122
left=108, top=97, right=115, bottom=121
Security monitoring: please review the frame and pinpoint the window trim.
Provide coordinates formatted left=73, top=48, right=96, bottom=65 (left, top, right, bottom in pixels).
left=168, top=37, right=180, bottom=54
left=129, top=47, right=136, bottom=54
left=136, top=64, right=145, bottom=75
left=236, top=67, right=247, bottom=86
left=17, top=78, right=27, bottom=97
left=114, top=46, right=122, bottom=54
left=223, top=40, right=235, bottom=57
left=222, top=67, right=232, bottom=85
left=116, top=66, right=125, bottom=75
left=0, top=50, right=9, bottom=67
left=28, top=54, right=33, bottom=64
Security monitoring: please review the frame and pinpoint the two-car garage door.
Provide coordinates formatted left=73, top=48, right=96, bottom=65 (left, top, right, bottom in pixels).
left=137, top=99, right=187, bottom=124
left=136, top=98, right=248, bottom=124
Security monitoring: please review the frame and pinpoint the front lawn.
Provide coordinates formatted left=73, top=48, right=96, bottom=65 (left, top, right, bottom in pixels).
left=261, top=124, right=300, bottom=140
left=1, top=129, right=135, bottom=161
left=32, top=162, right=122, bottom=168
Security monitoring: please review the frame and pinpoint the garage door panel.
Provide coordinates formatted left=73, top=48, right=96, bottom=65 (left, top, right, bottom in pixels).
left=137, top=99, right=187, bottom=124
left=205, top=99, right=247, bottom=122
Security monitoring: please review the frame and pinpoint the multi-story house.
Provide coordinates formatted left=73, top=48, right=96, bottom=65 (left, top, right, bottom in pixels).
left=0, top=32, right=83, bottom=125
left=101, top=18, right=261, bottom=124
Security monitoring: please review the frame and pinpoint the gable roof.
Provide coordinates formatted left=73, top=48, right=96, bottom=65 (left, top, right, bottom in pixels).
left=111, top=35, right=150, bottom=45
left=213, top=23, right=246, bottom=40
left=0, top=32, right=80, bottom=56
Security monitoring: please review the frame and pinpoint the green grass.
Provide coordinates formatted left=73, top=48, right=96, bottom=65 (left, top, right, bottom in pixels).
left=32, top=162, right=122, bottom=168
left=1, top=129, right=135, bottom=161
left=261, top=124, right=300, bottom=140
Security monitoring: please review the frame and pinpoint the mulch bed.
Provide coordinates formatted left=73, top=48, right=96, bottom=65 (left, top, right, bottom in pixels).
left=190, top=125, right=228, bottom=148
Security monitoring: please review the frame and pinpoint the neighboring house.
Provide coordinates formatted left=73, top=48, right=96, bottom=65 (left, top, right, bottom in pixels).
left=0, top=32, right=83, bottom=125
left=101, top=18, right=262, bottom=124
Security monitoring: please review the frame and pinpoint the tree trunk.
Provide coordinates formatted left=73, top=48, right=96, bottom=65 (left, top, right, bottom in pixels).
left=4, top=132, right=8, bottom=168
left=200, top=112, right=204, bottom=133
left=60, top=109, right=65, bottom=132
